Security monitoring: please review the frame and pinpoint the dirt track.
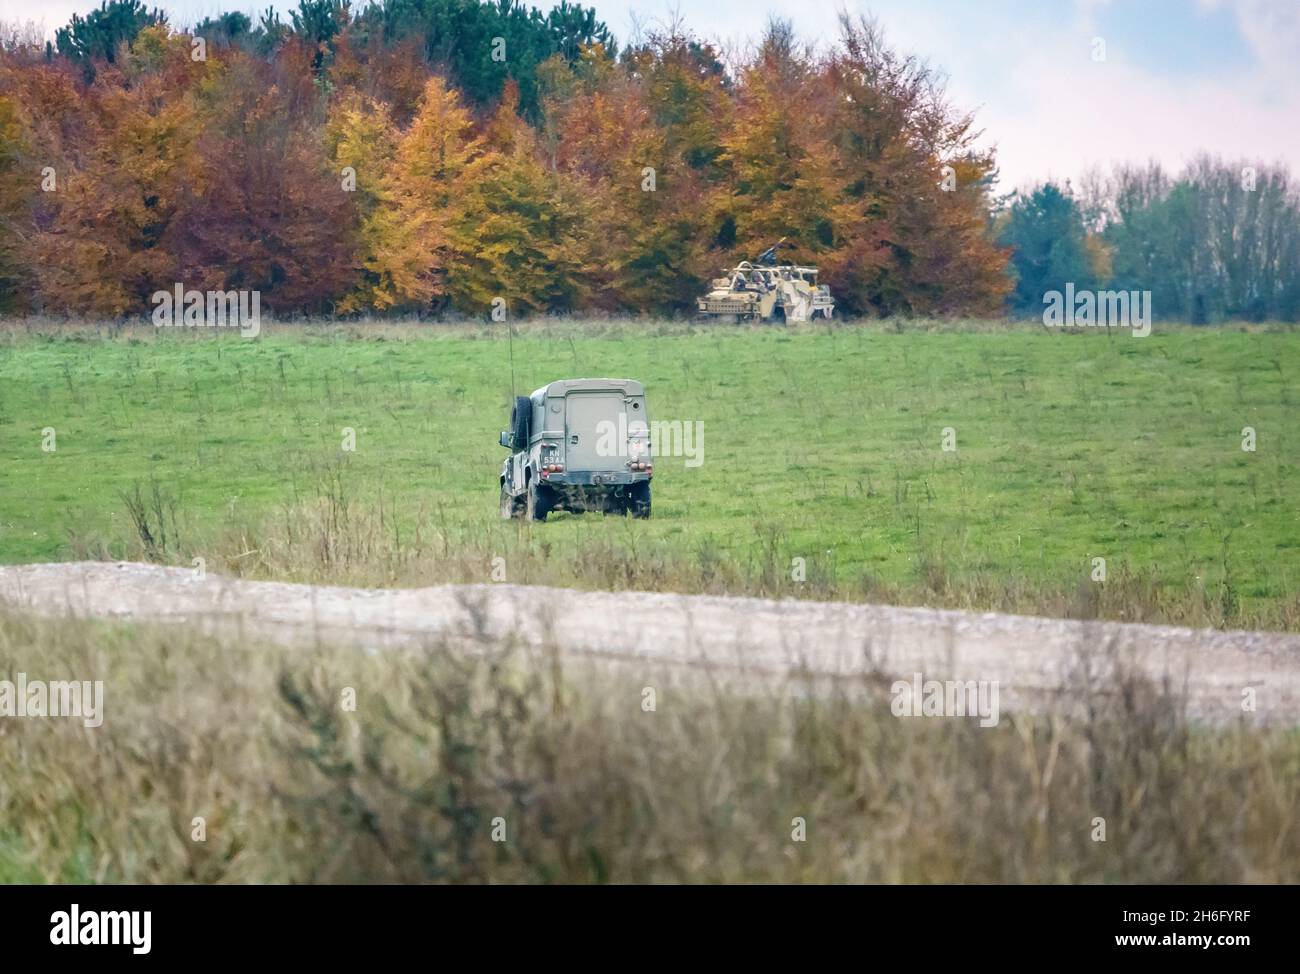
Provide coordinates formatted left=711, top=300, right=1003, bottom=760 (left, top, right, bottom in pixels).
left=1, top=561, right=1298, bottom=723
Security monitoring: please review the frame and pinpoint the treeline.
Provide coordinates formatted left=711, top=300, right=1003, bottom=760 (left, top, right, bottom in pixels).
left=1, top=1, right=1295, bottom=321
left=1000, top=160, right=1300, bottom=322
left=0, top=0, right=1009, bottom=318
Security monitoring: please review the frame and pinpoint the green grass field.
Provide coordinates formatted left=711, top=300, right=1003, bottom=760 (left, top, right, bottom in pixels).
left=1, top=319, right=1297, bottom=628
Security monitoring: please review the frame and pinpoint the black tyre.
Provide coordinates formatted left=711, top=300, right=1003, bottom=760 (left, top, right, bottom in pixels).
left=510, top=395, right=531, bottom=450
left=526, top=480, right=552, bottom=522
left=628, top=480, right=651, bottom=519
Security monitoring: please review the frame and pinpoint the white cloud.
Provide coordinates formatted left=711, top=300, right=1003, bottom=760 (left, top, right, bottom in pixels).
left=1203, top=0, right=1300, bottom=84
left=839, top=0, right=1298, bottom=189
left=978, top=10, right=1298, bottom=189
left=1071, top=0, right=1116, bottom=33
left=0, top=2, right=93, bottom=37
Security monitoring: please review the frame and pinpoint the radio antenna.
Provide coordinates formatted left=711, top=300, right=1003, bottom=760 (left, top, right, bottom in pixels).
left=507, top=314, right=517, bottom=399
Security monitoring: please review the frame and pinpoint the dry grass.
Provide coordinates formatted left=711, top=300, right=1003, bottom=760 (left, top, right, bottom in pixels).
left=69, top=482, right=1300, bottom=633
left=1, top=609, right=1296, bottom=884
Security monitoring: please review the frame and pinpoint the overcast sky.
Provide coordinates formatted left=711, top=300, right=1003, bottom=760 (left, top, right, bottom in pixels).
left=5, top=0, right=1296, bottom=190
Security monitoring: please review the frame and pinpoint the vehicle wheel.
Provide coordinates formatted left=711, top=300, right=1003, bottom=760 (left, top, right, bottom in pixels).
left=510, top=396, right=531, bottom=450
left=628, top=480, right=651, bottom=519
left=500, top=482, right=520, bottom=520
left=526, top=481, right=551, bottom=522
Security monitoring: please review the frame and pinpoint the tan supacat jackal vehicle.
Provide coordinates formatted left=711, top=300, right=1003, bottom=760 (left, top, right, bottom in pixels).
left=696, top=240, right=835, bottom=322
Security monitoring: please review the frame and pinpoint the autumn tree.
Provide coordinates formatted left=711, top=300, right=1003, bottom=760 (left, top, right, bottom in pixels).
left=716, top=21, right=837, bottom=265
left=820, top=15, right=1010, bottom=315
left=446, top=80, right=591, bottom=314
left=0, top=94, right=33, bottom=310
left=541, top=37, right=721, bottom=311
left=0, top=57, right=92, bottom=164
left=326, top=88, right=397, bottom=211
left=30, top=26, right=202, bottom=314
left=11, top=0, right=1294, bottom=323
left=172, top=47, right=360, bottom=312
left=347, top=74, right=485, bottom=311
left=325, top=88, right=397, bottom=311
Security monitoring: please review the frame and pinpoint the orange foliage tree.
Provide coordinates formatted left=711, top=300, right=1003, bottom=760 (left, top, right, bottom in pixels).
left=167, top=43, right=359, bottom=313
left=715, top=24, right=838, bottom=268
left=819, top=16, right=1010, bottom=314
left=0, top=93, right=34, bottom=311
left=29, top=27, right=203, bottom=314
left=347, top=75, right=485, bottom=312
left=445, top=80, right=591, bottom=315
left=540, top=38, right=723, bottom=311
left=0, top=11, right=1016, bottom=319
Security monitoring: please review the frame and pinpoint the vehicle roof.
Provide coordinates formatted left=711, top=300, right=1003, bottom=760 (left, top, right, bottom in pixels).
left=530, top=378, right=645, bottom=400
left=728, top=263, right=820, bottom=273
